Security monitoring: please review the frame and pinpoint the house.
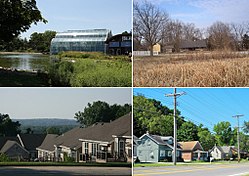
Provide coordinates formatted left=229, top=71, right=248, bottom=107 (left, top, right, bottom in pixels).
left=37, top=113, right=132, bottom=163
left=17, top=134, right=46, bottom=160
left=79, top=113, right=132, bottom=163
left=106, top=32, right=132, bottom=55
left=136, top=132, right=182, bottom=162
left=36, top=134, right=58, bottom=161
left=179, top=141, right=208, bottom=162
left=133, top=135, right=140, bottom=161
left=180, top=40, right=207, bottom=51
left=0, top=140, right=29, bottom=161
left=209, top=145, right=233, bottom=160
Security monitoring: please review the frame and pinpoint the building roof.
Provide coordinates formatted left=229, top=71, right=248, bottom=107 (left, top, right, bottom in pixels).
left=36, top=134, right=58, bottom=152
left=18, top=134, right=46, bottom=151
left=178, top=141, right=203, bottom=151
left=0, top=140, right=29, bottom=154
left=180, top=40, right=207, bottom=49
left=140, top=133, right=181, bottom=150
left=0, top=137, right=20, bottom=150
left=56, top=113, right=131, bottom=150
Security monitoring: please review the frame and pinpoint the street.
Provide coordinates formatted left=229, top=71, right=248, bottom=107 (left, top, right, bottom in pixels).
left=0, top=166, right=131, bottom=176
left=134, top=163, right=249, bottom=176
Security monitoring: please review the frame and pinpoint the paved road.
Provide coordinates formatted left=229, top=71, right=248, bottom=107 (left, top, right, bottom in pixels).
left=134, top=163, right=249, bottom=176
left=0, top=166, right=131, bottom=176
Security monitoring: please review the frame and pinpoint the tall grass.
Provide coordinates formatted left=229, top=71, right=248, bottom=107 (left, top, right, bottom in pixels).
left=134, top=51, right=249, bottom=87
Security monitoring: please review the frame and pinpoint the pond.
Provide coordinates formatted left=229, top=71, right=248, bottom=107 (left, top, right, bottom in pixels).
left=0, top=54, right=50, bottom=71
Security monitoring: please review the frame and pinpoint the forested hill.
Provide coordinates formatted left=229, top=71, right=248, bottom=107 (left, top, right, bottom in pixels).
left=13, top=118, right=79, bottom=126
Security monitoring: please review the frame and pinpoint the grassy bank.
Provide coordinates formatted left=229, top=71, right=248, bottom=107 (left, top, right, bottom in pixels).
left=134, top=51, right=249, bottom=87
left=49, top=51, right=132, bottom=87
left=0, top=69, right=49, bottom=87
left=0, top=162, right=132, bottom=167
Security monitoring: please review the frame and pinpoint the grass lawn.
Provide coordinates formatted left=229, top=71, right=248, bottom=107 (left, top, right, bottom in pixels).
left=0, top=162, right=132, bottom=167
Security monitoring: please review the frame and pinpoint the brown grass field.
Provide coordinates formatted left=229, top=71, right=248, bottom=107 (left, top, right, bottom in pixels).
left=133, top=51, right=249, bottom=87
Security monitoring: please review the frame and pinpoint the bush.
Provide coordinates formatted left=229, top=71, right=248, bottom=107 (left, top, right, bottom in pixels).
left=0, top=154, right=10, bottom=162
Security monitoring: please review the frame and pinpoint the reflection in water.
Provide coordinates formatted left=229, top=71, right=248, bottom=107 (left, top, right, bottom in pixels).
left=0, top=54, right=50, bottom=71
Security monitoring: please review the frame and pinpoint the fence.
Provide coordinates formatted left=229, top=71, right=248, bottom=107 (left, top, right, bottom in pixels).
left=133, top=51, right=159, bottom=56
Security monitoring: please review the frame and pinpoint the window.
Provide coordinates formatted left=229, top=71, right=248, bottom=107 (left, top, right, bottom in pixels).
left=92, top=143, right=97, bottom=156
left=85, top=142, right=89, bottom=154
left=119, top=140, right=125, bottom=157
left=160, top=150, right=165, bottom=157
left=168, top=151, right=172, bottom=157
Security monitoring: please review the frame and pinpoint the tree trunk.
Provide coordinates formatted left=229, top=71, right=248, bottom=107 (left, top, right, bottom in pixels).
left=150, top=45, right=154, bottom=56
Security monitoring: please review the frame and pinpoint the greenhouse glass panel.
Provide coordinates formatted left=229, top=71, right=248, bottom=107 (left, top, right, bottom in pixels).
left=50, top=29, right=112, bottom=54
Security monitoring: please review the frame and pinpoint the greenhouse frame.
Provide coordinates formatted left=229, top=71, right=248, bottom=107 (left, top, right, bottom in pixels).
left=50, top=29, right=112, bottom=55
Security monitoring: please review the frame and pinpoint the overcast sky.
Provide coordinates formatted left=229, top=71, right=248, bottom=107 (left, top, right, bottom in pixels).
left=21, top=0, right=132, bottom=38
left=0, top=88, right=131, bottom=119
left=143, top=0, right=249, bottom=29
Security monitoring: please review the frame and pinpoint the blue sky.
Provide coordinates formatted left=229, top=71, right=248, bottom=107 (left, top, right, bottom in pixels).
left=0, top=88, right=131, bottom=119
left=21, top=0, right=132, bottom=39
left=143, top=0, right=249, bottom=29
left=134, top=88, right=249, bottom=132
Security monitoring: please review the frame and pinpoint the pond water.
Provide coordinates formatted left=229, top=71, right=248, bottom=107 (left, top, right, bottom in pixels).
left=0, top=54, right=50, bottom=71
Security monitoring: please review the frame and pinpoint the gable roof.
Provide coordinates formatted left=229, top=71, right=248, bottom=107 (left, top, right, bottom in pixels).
left=210, top=145, right=232, bottom=154
left=0, top=137, right=20, bottom=150
left=18, top=134, right=46, bottom=151
left=57, top=113, right=131, bottom=149
left=179, top=141, right=203, bottom=151
left=0, top=140, right=29, bottom=154
left=36, top=134, right=58, bottom=152
left=139, top=133, right=181, bottom=150
left=180, top=40, right=207, bottom=49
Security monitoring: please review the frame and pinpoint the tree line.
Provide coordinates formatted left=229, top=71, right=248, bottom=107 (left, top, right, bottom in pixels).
left=0, top=101, right=131, bottom=136
left=0, top=30, right=56, bottom=53
left=134, top=0, right=249, bottom=55
left=134, top=95, right=249, bottom=152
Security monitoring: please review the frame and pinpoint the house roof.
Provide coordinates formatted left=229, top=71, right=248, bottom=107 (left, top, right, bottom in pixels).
left=210, top=145, right=232, bottom=154
left=0, top=140, right=29, bottom=154
left=180, top=40, right=207, bottom=49
left=0, top=137, right=20, bottom=150
left=36, top=134, right=58, bottom=152
left=140, top=133, right=181, bottom=150
left=178, top=141, right=203, bottom=151
left=18, top=134, right=46, bottom=151
left=56, top=113, right=131, bottom=150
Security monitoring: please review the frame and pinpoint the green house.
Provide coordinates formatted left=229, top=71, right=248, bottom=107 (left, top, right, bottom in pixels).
left=137, top=133, right=182, bottom=162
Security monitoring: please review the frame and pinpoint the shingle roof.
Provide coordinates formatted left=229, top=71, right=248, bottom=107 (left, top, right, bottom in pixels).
left=36, top=134, right=58, bottom=152
left=180, top=40, right=207, bottom=49
left=0, top=137, right=20, bottom=150
left=220, top=146, right=232, bottom=153
left=0, top=140, right=29, bottom=154
left=56, top=113, right=131, bottom=149
left=179, top=141, right=203, bottom=151
left=18, top=134, right=46, bottom=151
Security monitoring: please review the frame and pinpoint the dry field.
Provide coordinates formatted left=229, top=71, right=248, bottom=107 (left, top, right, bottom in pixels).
left=133, top=51, right=249, bottom=87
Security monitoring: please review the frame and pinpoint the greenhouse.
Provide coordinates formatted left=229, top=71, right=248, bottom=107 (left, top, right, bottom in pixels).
left=50, top=29, right=112, bottom=54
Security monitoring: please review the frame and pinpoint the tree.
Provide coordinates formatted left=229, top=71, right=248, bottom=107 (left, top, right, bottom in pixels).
left=207, top=21, right=235, bottom=50
left=133, top=0, right=169, bottom=56
left=0, top=0, right=47, bottom=43
left=242, top=34, right=249, bottom=50
left=198, top=128, right=215, bottom=151
left=29, top=30, right=56, bottom=53
left=0, top=113, right=21, bottom=136
left=74, top=101, right=131, bottom=128
left=213, top=121, right=233, bottom=146
left=133, top=95, right=184, bottom=137
left=46, top=126, right=60, bottom=135
left=177, top=121, right=199, bottom=142
left=243, top=121, right=249, bottom=133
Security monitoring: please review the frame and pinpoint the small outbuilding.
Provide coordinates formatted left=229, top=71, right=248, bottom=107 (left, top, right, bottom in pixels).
left=180, top=40, right=207, bottom=51
left=209, top=145, right=233, bottom=160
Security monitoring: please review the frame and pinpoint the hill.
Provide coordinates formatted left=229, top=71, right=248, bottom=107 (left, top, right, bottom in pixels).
left=13, top=118, right=79, bottom=127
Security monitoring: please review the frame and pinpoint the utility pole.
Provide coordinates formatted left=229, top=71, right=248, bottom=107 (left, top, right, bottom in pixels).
left=232, top=114, right=244, bottom=163
left=166, top=88, right=186, bottom=165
